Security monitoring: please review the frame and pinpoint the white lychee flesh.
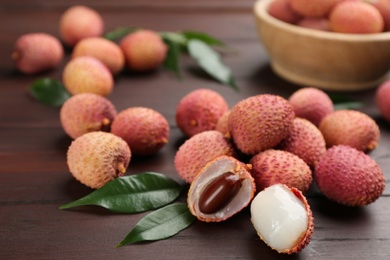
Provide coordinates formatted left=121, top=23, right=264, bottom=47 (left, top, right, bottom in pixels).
left=251, top=184, right=310, bottom=253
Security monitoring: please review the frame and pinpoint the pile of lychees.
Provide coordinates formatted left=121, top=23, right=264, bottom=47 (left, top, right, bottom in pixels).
left=268, top=0, right=390, bottom=33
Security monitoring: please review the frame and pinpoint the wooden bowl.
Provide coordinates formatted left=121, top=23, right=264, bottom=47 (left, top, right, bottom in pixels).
left=253, top=0, right=390, bottom=91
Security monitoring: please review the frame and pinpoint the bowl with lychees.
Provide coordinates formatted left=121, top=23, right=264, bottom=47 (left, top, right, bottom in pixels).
left=254, top=0, right=390, bottom=91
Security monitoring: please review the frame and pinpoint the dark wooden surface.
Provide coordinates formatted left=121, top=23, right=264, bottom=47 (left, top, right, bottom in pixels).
left=1, top=1, right=390, bottom=259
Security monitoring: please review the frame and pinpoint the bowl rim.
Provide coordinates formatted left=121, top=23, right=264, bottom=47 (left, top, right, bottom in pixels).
left=254, top=0, right=390, bottom=42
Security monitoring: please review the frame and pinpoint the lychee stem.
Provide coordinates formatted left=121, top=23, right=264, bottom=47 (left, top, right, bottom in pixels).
left=117, top=161, right=127, bottom=176
left=102, top=118, right=110, bottom=126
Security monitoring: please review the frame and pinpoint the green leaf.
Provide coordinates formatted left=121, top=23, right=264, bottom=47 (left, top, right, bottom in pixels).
left=328, top=94, right=364, bottom=110
left=187, top=39, right=238, bottom=91
left=116, top=203, right=196, bottom=247
left=162, top=36, right=183, bottom=79
left=104, top=27, right=139, bottom=41
left=29, top=78, right=70, bottom=107
left=159, top=32, right=187, bottom=47
left=181, top=31, right=225, bottom=46
left=60, top=172, right=182, bottom=213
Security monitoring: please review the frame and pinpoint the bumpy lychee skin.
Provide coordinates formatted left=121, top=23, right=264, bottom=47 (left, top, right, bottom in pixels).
left=290, top=0, right=343, bottom=17
left=329, top=1, right=384, bottom=34
left=60, top=93, right=117, bottom=139
left=375, top=80, right=390, bottom=121
left=215, top=110, right=231, bottom=135
left=72, top=37, right=125, bottom=75
left=319, top=109, right=380, bottom=152
left=268, top=0, right=302, bottom=24
left=63, top=56, right=114, bottom=96
left=176, top=89, right=229, bottom=137
left=288, top=87, right=334, bottom=127
left=111, top=107, right=170, bottom=156
left=59, top=5, right=104, bottom=47
left=228, top=94, right=295, bottom=155
left=277, top=118, right=326, bottom=168
left=250, top=149, right=312, bottom=193
left=120, top=30, right=167, bottom=72
left=12, top=33, right=64, bottom=74
left=314, top=145, right=385, bottom=206
left=67, top=131, right=131, bottom=189
left=174, top=130, right=236, bottom=183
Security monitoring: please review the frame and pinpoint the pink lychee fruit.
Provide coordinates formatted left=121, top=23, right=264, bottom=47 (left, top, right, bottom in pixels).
left=12, top=33, right=64, bottom=74
left=297, top=17, right=331, bottom=31
left=375, top=80, right=390, bottom=121
left=268, top=0, right=302, bottom=24
left=60, top=93, right=117, bottom=139
left=120, top=30, right=168, bottom=72
left=290, top=0, right=343, bottom=17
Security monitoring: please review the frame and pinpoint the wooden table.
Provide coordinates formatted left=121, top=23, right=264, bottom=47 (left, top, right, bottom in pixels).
left=1, top=0, right=389, bottom=259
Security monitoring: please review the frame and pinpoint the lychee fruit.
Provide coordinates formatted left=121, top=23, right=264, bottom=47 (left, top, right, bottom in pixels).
left=59, top=5, right=104, bottom=47
left=176, top=88, right=229, bottom=137
left=250, top=149, right=312, bottom=193
left=119, top=30, right=168, bottom=72
left=111, top=107, right=170, bottom=156
left=174, top=130, right=236, bottom=183
left=366, top=0, right=390, bottom=31
left=67, top=131, right=131, bottom=189
left=277, top=118, right=326, bottom=168
left=319, top=109, right=380, bottom=152
left=62, top=56, right=114, bottom=97
left=228, top=94, right=295, bottom=155
left=251, top=184, right=314, bottom=254
left=314, top=145, right=385, bottom=206
left=215, top=110, right=231, bottom=136
left=290, top=0, right=343, bottom=17
left=60, top=93, right=117, bottom=139
left=329, top=1, right=384, bottom=34
left=72, top=37, right=125, bottom=75
left=288, top=87, right=334, bottom=127
left=12, top=33, right=64, bottom=74
left=268, top=0, right=302, bottom=24
left=297, top=17, right=331, bottom=31
left=376, top=80, right=390, bottom=121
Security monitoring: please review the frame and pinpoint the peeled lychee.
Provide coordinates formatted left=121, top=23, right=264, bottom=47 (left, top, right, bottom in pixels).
left=250, top=149, right=312, bottom=193
left=277, top=118, right=326, bottom=168
left=111, top=107, right=170, bottom=156
left=251, top=184, right=314, bottom=254
left=288, top=87, right=334, bottom=127
left=174, top=130, right=236, bottom=183
left=319, top=109, right=380, bottom=152
left=12, top=33, right=64, bottom=74
left=375, top=80, right=390, bottom=121
left=176, top=88, right=229, bottom=137
left=290, top=0, right=343, bottom=17
left=329, top=1, right=384, bottom=34
left=59, top=5, right=104, bottom=47
left=72, top=37, right=125, bottom=75
left=60, top=93, right=117, bottom=139
left=62, top=56, right=114, bottom=96
left=314, top=145, right=385, bottom=206
left=120, top=30, right=167, bottom=72
left=228, top=94, right=295, bottom=155
left=67, top=131, right=131, bottom=189
left=268, top=0, right=302, bottom=24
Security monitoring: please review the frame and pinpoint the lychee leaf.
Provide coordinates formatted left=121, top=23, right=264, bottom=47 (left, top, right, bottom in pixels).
left=104, top=26, right=139, bottom=41
left=187, top=39, right=238, bottom=91
left=328, top=94, right=364, bottom=110
left=59, top=172, right=182, bottom=213
left=162, top=36, right=183, bottom=79
left=116, top=203, right=196, bottom=247
left=29, top=78, right=70, bottom=107
left=181, top=31, right=225, bottom=47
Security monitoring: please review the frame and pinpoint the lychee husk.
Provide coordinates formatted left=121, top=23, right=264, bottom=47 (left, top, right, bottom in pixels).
left=67, top=131, right=131, bottom=189
left=62, top=56, right=114, bottom=97
left=288, top=87, right=334, bottom=127
left=314, top=145, right=385, bottom=206
left=176, top=88, right=229, bottom=137
left=174, top=130, right=236, bottom=183
left=111, top=107, right=170, bottom=156
left=277, top=117, right=326, bottom=168
left=251, top=184, right=314, bottom=254
left=228, top=94, right=295, bottom=155
left=215, top=110, right=231, bottom=136
left=187, top=155, right=255, bottom=222
left=250, top=149, right=312, bottom=193
left=60, top=93, right=117, bottom=139
left=319, top=109, right=380, bottom=152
